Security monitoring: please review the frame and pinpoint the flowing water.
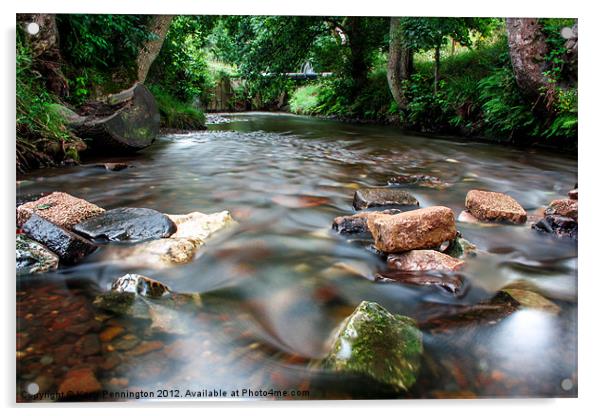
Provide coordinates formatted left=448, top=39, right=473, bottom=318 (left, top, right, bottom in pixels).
left=16, top=112, right=578, bottom=400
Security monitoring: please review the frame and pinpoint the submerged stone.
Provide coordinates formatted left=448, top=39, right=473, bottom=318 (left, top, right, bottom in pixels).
left=17, top=191, right=104, bottom=229
left=22, top=214, right=97, bottom=264
left=465, top=190, right=527, bottom=224
left=367, top=206, right=456, bottom=253
left=387, top=250, right=464, bottom=272
left=167, top=210, right=236, bottom=248
left=498, top=288, right=561, bottom=314
left=387, top=174, right=449, bottom=189
left=73, top=207, right=176, bottom=242
left=375, top=270, right=466, bottom=295
left=352, top=188, right=419, bottom=210
left=321, top=301, right=423, bottom=392
left=16, top=234, right=59, bottom=275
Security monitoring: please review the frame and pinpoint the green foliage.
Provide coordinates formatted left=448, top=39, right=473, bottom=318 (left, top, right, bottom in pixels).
left=57, top=15, right=151, bottom=69
left=148, top=85, right=206, bottom=130
left=16, top=32, right=74, bottom=170
left=289, top=84, right=321, bottom=114
left=149, top=16, right=216, bottom=104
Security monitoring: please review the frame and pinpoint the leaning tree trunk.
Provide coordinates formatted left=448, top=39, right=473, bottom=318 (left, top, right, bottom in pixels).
left=506, top=18, right=554, bottom=112
left=136, top=15, right=174, bottom=83
left=17, top=13, right=68, bottom=97
left=387, top=17, right=413, bottom=111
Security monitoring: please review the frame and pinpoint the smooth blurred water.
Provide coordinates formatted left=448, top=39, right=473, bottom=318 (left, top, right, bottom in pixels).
left=16, top=113, right=577, bottom=400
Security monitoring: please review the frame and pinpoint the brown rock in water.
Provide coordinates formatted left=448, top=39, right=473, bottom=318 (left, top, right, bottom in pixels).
left=99, top=326, right=125, bottom=342
left=367, top=206, right=456, bottom=253
left=545, top=198, right=578, bottom=221
left=353, top=188, right=419, bottom=210
left=17, top=192, right=104, bottom=229
left=58, top=367, right=102, bottom=396
left=332, top=209, right=401, bottom=234
left=465, top=190, right=527, bottom=224
left=568, top=188, right=578, bottom=200
left=387, top=250, right=465, bottom=272
left=375, top=270, right=466, bottom=295
left=128, top=340, right=164, bottom=356
left=387, top=174, right=449, bottom=189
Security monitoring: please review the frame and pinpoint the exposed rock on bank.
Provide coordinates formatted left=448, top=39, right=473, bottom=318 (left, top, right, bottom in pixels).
left=17, top=191, right=104, bottom=229
left=73, top=207, right=176, bottom=242
left=22, top=214, right=97, bottom=264
left=367, top=206, right=456, bottom=253
left=353, top=188, right=419, bottom=210
left=16, top=234, right=59, bottom=274
left=465, top=190, right=527, bottom=224
left=320, top=301, right=423, bottom=392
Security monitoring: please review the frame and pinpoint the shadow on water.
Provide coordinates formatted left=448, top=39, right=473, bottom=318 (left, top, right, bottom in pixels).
left=17, top=113, right=577, bottom=400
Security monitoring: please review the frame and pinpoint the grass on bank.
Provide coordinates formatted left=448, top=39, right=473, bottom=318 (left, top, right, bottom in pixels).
left=148, top=85, right=206, bottom=130
left=288, top=38, right=577, bottom=141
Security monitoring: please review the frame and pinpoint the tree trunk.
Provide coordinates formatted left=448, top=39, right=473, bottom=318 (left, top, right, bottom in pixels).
left=434, top=44, right=441, bottom=94
left=136, top=15, right=174, bottom=83
left=387, top=17, right=413, bottom=111
left=506, top=18, right=553, bottom=111
left=73, top=84, right=160, bottom=152
left=345, top=17, right=369, bottom=97
left=17, top=13, right=69, bottom=97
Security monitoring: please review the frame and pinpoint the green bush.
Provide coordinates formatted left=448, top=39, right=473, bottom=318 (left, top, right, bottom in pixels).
left=16, top=34, right=74, bottom=171
left=149, top=85, right=206, bottom=130
left=289, top=84, right=321, bottom=114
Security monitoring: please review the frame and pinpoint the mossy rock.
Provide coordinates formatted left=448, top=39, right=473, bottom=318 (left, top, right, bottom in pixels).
left=321, top=301, right=423, bottom=392
left=444, top=235, right=477, bottom=259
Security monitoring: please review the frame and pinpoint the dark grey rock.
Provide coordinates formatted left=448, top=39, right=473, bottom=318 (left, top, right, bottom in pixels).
left=353, top=188, right=419, bottom=210
left=532, top=215, right=577, bottom=240
left=73, top=207, right=176, bottom=242
left=332, top=209, right=401, bottom=235
left=22, top=215, right=97, bottom=264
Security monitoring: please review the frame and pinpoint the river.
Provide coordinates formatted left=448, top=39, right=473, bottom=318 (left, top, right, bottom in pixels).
left=16, top=112, right=578, bottom=400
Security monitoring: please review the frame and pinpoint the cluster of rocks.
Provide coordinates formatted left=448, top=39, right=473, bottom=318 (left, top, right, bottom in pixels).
left=16, top=191, right=236, bottom=275
left=532, top=186, right=578, bottom=239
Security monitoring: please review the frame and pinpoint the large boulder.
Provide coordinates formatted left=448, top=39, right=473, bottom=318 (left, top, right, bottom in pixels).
left=387, top=250, right=464, bottom=272
left=353, top=188, right=419, bottom=210
left=73, top=207, right=176, bottom=242
left=465, top=190, right=527, bottom=224
left=16, top=234, right=59, bottom=275
left=367, top=206, right=456, bottom=253
left=22, top=214, right=97, bottom=264
left=320, top=301, right=423, bottom=392
left=16, top=192, right=104, bottom=229
left=545, top=198, right=578, bottom=221
left=332, top=209, right=401, bottom=235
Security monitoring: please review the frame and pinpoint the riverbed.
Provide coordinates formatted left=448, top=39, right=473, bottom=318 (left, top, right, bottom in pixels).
left=17, top=112, right=578, bottom=400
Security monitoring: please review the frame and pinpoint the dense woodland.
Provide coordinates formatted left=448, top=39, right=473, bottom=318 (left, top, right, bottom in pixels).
left=16, top=15, right=577, bottom=172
